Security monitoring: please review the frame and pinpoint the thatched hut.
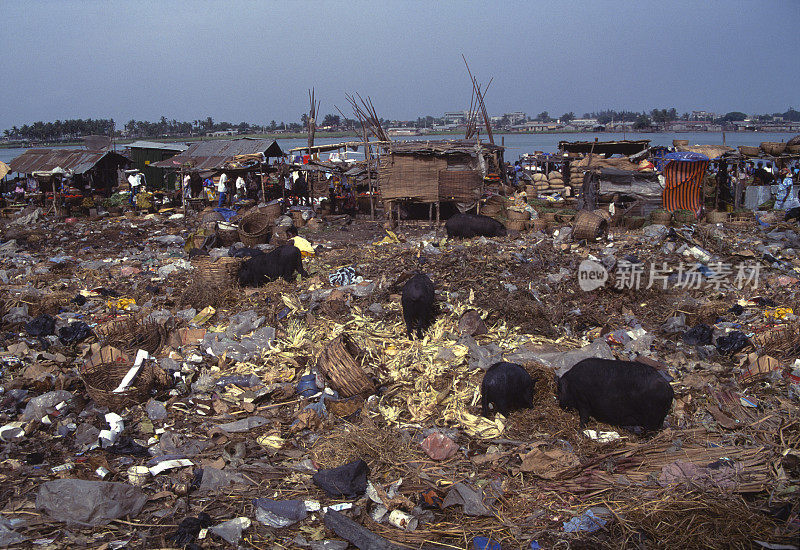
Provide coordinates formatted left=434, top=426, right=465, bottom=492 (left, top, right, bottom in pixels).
left=378, top=139, right=505, bottom=222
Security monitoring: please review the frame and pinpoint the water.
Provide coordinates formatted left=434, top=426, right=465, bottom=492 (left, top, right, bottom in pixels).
left=1, top=131, right=794, bottom=170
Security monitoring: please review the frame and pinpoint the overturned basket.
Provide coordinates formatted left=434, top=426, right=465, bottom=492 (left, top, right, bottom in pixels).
left=760, top=142, right=786, bottom=156
left=81, top=361, right=158, bottom=411
left=531, top=218, right=548, bottom=232
left=316, top=334, right=375, bottom=398
left=192, top=256, right=243, bottom=287
left=239, top=211, right=272, bottom=246
left=572, top=211, right=608, bottom=240
left=738, top=145, right=761, bottom=157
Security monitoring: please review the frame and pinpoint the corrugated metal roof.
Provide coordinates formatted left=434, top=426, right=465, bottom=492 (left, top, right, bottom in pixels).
left=151, top=138, right=284, bottom=171
left=8, top=149, right=130, bottom=175
left=126, top=140, right=188, bottom=152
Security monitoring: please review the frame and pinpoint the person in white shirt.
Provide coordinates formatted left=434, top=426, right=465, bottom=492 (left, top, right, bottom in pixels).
left=235, top=175, right=246, bottom=200
left=217, top=172, right=229, bottom=207
left=128, top=172, right=139, bottom=205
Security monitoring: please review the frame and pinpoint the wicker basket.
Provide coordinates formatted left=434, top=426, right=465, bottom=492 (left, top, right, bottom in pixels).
left=650, top=210, right=672, bottom=224
left=262, top=201, right=282, bottom=220
left=481, top=203, right=503, bottom=217
left=673, top=139, right=689, bottom=147
left=542, top=212, right=557, bottom=222
left=787, top=144, right=800, bottom=154
left=506, top=219, right=527, bottom=231
left=525, top=185, right=538, bottom=196
left=738, top=145, right=760, bottom=157
left=81, top=361, right=157, bottom=411
left=727, top=215, right=752, bottom=227
left=317, top=334, right=375, bottom=398
left=761, top=142, right=786, bottom=156
left=531, top=219, right=548, bottom=232
left=507, top=209, right=530, bottom=221
left=706, top=211, right=729, bottom=223
left=673, top=209, right=697, bottom=224
left=556, top=212, right=575, bottom=223
left=216, top=222, right=240, bottom=246
left=572, top=211, right=608, bottom=240
left=192, top=256, right=243, bottom=287
left=239, top=211, right=272, bottom=246
left=592, top=209, right=612, bottom=223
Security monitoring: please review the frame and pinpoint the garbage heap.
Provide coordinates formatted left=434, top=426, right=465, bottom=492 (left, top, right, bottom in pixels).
left=0, top=207, right=798, bottom=548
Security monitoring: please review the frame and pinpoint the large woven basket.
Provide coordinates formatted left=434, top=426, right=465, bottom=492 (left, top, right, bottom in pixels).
left=216, top=222, right=240, bottom=246
left=761, top=142, right=786, bottom=156
left=481, top=203, right=503, bottom=217
left=542, top=212, right=557, bottom=222
left=81, top=361, right=157, bottom=411
left=506, top=219, right=527, bottom=231
left=317, top=334, right=375, bottom=398
left=572, top=211, right=608, bottom=240
left=738, top=145, right=760, bottom=157
left=192, top=256, right=243, bottom=287
left=592, top=209, right=612, bottom=223
left=531, top=219, right=548, bottom=232
left=787, top=145, right=800, bottom=154
left=262, top=201, right=282, bottom=221
left=507, top=209, right=530, bottom=221
left=239, top=211, right=272, bottom=246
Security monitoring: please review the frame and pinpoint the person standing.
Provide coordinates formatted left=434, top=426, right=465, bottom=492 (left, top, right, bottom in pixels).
left=235, top=174, right=246, bottom=201
left=128, top=172, right=139, bottom=205
left=774, top=167, right=795, bottom=210
left=217, top=172, right=229, bottom=208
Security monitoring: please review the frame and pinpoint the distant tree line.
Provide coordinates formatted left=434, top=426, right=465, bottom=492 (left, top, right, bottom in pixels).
left=4, top=107, right=799, bottom=141
left=3, top=118, right=115, bottom=141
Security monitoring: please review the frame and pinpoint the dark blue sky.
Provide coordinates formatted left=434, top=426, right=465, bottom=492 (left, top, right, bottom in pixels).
left=2, top=0, right=798, bottom=129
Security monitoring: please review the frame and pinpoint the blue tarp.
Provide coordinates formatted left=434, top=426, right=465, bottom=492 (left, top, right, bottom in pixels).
left=664, top=152, right=710, bottom=163
left=212, top=208, right=238, bottom=221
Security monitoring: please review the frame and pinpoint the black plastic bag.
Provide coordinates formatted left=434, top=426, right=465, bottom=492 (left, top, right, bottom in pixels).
left=58, top=322, right=93, bottom=344
left=682, top=324, right=713, bottom=346
left=25, top=314, right=56, bottom=337
left=716, top=331, right=749, bottom=355
left=171, top=513, right=212, bottom=546
left=312, top=459, right=369, bottom=498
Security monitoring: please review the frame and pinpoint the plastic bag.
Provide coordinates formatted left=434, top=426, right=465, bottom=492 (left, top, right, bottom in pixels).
left=312, top=459, right=369, bottom=498
left=716, top=331, right=750, bottom=355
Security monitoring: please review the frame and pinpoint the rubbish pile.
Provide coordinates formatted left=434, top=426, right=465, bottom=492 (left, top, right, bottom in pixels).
left=0, top=207, right=798, bottom=548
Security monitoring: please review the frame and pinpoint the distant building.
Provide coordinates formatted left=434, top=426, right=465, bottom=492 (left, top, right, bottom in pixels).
left=206, top=130, right=237, bottom=137
left=443, top=111, right=469, bottom=125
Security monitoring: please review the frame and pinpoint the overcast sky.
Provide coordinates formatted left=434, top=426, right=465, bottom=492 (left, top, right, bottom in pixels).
left=2, top=0, right=798, bottom=129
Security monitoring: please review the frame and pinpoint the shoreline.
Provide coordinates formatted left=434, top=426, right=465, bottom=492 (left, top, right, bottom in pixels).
left=1, top=129, right=797, bottom=150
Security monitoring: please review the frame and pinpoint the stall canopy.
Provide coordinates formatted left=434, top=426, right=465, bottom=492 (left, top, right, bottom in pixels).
left=151, top=138, right=284, bottom=172
left=9, top=149, right=129, bottom=175
left=0, top=161, right=10, bottom=179
left=662, top=152, right=709, bottom=216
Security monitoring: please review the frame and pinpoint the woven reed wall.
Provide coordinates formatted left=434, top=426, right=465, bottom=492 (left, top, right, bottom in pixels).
left=379, top=155, right=446, bottom=202
left=438, top=169, right=482, bottom=201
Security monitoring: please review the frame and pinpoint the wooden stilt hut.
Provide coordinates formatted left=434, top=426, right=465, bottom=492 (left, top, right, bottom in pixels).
left=378, top=139, right=505, bottom=224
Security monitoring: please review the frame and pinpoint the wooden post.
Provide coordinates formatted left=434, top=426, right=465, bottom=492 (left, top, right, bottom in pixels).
left=428, top=202, right=433, bottom=223
left=436, top=201, right=440, bottom=225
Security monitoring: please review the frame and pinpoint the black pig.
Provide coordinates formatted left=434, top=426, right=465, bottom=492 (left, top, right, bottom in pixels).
left=481, top=362, right=534, bottom=417
left=785, top=207, right=800, bottom=223
left=229, top=246, right=264, bottom=258
left=238, top=244, right=308, bottom=286
left=445, top=213, right=507, bottom=239
left=401, top=273, right=435, bottom=339
left=556, top=358, right=673, bottom=432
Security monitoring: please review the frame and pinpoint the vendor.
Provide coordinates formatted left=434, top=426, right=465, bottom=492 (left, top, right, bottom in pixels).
left=774, top=167, right=795, bottom=210
left=235, top=174, right=246, bottom=200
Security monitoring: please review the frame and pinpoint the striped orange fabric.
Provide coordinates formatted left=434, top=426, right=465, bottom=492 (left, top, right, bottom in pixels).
left=662, top=159, right=708, bottom=215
